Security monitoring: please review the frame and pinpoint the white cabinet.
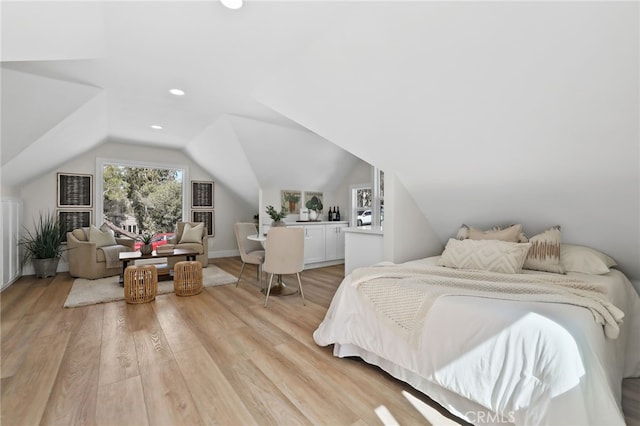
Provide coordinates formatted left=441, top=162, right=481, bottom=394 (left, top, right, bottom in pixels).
left=303, top=225, right=326, bottom=264
left=277, top=221, right=347, bottom=268
left=325, top=223, right=347, bottom=261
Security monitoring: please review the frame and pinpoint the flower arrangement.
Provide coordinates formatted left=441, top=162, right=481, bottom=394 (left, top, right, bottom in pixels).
left=265, top=205, right=287, bottom=223
left=139, top=231, right=155, bottom=245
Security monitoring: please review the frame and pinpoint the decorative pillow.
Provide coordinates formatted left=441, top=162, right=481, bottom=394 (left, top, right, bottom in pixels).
left=88, top=225, right=117, bottom=248
left=438, top=238, right=532, bottom=274
left=522, top=226, right=565, bottom=274
left=179, top=223, right=204, bottom=244
left=560, top=244, right=617, bottom=275
left=457, top=223, right=525, bottom=243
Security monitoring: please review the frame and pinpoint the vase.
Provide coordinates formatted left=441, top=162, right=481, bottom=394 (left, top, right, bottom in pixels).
left=271, top=220, right=286, bottom=227
left=140, top=244, right=153, bottom=255
left=309, top=210, right=318, bottom=221
left=32, top=258, right=60, bottom=278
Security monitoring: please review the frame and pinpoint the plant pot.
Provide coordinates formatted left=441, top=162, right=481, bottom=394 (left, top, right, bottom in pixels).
left=32, top=258, right=60, bottom=278
left=309, top=210, right=319, bottom=221
left=271, top=220, right=286, bottom=227
left=140, top=244, right=153, bottom=255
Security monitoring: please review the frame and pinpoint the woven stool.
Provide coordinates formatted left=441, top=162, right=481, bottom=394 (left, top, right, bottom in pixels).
left=174, top=261, right=203, bottom=296
left=124, top=265, right=158, bottom=304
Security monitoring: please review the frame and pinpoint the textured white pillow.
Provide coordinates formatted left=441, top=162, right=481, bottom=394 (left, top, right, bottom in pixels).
left=88, top=225, right=117, bottom=248
left=179, top=223, right=204, bottom=244
left=438, top=238, right=532, bottom=274
left=522, top=226, right=565, bottom=274
left=561, top=244, right=617, bottom=275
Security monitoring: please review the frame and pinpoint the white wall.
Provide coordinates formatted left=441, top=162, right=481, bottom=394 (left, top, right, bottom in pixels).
left=383, top=172, right=442, bottom=264
left=17, top=141, right=253, bottom=275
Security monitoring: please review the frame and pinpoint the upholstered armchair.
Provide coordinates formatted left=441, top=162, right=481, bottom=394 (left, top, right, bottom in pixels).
left=167, top=222, right=209, bottom=268
left=67, top=226, right=136, bottom=279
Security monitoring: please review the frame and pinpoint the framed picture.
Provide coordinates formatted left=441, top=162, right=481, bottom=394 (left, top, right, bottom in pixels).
left=191, top=180, right=214, bottom=209
left=192, top=210, right=214, bottom=237
left=303, top=191, right=324, bottom=212
left=58, top=209, right=92, bottom=242
left=281, top=190, right=302, bottom=214
left=57, top=173, right=93, bottom=208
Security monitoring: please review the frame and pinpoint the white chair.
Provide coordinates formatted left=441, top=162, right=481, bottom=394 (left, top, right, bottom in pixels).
left=234, top=222, right=265, bottom=288
left=262, top=227, right=305, bottom=308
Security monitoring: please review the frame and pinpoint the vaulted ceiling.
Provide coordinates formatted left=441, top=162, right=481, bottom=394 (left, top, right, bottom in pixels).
left=2, top=1, right=638, bottom=278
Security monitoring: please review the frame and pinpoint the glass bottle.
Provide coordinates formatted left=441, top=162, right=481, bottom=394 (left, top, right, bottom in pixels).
left=327, top=207, right=333, bottom=222
left=335, top=207, right=341, bottom=221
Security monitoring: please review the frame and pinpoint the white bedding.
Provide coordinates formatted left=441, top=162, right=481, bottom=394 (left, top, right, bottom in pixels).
left=313, top=257, right=640, bottom=425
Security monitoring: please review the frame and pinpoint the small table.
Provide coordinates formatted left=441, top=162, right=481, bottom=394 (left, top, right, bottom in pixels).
left=119, top=248, right=199, bottom=286
left=247, top=234, right=299, bottom=296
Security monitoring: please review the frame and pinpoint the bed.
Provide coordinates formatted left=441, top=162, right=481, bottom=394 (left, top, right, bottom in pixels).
left=313, top=228, right=640, bottom=425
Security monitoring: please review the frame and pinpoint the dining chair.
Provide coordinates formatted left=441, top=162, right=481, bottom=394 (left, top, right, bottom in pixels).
left=234, top=222, right=265, bottom=288
left=262, top=227, right=305, bottom=308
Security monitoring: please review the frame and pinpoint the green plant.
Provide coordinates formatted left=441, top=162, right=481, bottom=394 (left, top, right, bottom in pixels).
left=305, top=195, right=323, bottom=212
left=284, top=193, right=300, bottom=203
left=19, top=211, right=66, bottom=262
left=265, top=205, right=287, bottom=222
left=138, top=231, right=155, bottom=245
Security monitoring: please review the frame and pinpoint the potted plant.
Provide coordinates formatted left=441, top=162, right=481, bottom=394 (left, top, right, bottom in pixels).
left=265, top=205, right=287, bottom=227
left=19, top=211, right=67, bottom=278
left=138, top=231, right=155, bottom=255
left=305, top=196, right=323, bottom=221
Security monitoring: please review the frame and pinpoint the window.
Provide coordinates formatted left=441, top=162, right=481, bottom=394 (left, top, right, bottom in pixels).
left=350, top=167, right=384, bottom=228
left=96, top=158, right=189, bottom=236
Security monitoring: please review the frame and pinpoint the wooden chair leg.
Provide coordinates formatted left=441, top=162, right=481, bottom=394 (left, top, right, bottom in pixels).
left=236, top=262, right=247, bottom=287
left=264, top=273, right=275, bottom=307
left=296, top=272, right=305, bottom=306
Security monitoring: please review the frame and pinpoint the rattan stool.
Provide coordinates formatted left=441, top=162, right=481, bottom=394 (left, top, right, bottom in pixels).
left=124, top=265, right=158, bottom=304
left=174, top=261, right=203, bottom=296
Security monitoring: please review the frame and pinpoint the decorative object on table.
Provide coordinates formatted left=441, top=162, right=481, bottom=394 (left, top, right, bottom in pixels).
left=192, top=210, right=214, bottom=236
left=304, top=191, right=323, bottom=221
left=156, top=243, right=175, bottom=254
left=57, top=209, right=93, bottom=242
left=138, top=231, right=154, bottom=255
left=191, top=180, right=214, bottom=209
left=57, top=172, right=93, bottom=208
left=281, top=190, right=302, bottom=214
left=266, top=205, right=287, bottom=226
left=174, top=261, right=203, bottom=296
left=124, top=264, right=158, bottom=304
left=19, top=210, right=67, bottom=278
left=299, top=208, right=309, bottom=221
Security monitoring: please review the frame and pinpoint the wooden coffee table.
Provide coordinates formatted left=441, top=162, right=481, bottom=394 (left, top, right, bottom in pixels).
left=119, top=248, right=199, bottom=285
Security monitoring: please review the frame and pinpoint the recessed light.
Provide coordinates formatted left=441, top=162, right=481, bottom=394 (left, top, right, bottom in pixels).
left=150, top=125, right=163, bottom=130
left=169, top=89, right=185, bottom=96
left=221, top=0, right=243, bottom=10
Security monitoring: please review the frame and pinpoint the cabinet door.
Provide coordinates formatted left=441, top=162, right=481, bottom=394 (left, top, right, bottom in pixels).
left=325, top=224, right=347, bottom=261
left=303, top=225, right=325, bottom=264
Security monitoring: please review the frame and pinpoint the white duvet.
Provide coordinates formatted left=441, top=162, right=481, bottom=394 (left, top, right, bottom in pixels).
left=313, top=257, right=640, bottom=425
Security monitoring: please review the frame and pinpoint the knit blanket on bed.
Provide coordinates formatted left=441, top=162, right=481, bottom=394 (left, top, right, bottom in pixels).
left=351, top=265, right=624, bottom=339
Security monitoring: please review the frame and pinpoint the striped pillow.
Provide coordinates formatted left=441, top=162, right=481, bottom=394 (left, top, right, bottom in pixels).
left=522, top=226, right=565, bottom=274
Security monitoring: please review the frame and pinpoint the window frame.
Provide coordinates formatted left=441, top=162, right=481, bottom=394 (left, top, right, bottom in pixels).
left=95, top=157, right=189, bottom=228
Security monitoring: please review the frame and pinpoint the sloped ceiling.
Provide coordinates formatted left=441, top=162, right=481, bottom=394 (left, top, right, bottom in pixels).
left=1, top=1, right=638, bottom=277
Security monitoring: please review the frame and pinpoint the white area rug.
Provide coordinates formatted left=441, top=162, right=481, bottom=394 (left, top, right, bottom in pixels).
left=64, top=265, right=237, bottom=308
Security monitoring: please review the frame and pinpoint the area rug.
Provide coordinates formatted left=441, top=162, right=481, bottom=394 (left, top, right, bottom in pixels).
left=64, top=265, right=237, bottom=308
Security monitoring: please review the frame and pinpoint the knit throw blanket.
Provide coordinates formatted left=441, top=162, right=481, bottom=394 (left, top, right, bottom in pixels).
left=99, top=245, right=129, bottom=269
left=351, top=265, right=624, bottom=339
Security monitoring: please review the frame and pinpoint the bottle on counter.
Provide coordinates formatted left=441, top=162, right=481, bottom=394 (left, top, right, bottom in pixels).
left=335, top=207, right=341, bottom=221
left=327, top=207, right=333, bottom=222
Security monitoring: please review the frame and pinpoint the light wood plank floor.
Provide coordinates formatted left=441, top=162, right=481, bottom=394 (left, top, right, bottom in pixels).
left=1, top=257, right=638, bottom=425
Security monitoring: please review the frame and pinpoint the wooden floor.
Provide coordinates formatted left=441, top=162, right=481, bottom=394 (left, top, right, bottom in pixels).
left=1, top=257, right=638, bottom=425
